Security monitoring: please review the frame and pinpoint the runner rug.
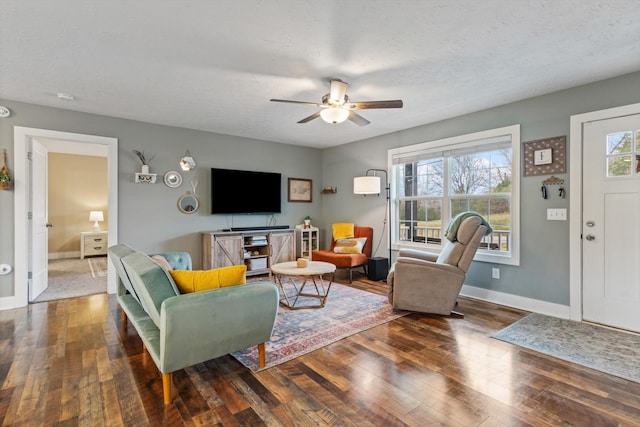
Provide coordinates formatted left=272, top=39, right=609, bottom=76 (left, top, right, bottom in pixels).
left=88, top=256, right=108, bottom=278
left=492, top=312, right=640, bottom=383
left=231, top=282, right=408, bottom=372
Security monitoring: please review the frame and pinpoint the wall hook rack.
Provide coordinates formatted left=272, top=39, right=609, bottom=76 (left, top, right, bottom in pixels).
left=542, top=175, right=564, bottom=186
left=541, top=176, right=565, bottom=199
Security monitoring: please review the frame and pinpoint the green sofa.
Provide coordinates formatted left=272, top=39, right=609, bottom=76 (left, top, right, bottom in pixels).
left=108, top=244, right=279, bottom=404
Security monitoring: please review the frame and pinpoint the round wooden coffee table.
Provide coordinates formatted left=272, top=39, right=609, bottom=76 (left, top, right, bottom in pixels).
left=271, top=261, right=336, bottom=309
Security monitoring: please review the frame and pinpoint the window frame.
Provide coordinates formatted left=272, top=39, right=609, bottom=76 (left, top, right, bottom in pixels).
left=388, top=124, right=520, bottom=266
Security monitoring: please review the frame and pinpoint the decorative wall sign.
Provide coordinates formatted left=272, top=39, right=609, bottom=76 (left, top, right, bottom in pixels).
left=523, top=136, right=566, bottom=176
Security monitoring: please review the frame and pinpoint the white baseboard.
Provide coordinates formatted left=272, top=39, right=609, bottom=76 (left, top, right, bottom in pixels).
left=48, top=251, right=80, bottom=260
left=461, top=284, right=571, bottom=319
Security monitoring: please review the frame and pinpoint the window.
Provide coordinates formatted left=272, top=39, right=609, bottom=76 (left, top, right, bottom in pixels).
left=389, top=125, right=520, bottom=265
left=606, top=130, right=639, bottom=177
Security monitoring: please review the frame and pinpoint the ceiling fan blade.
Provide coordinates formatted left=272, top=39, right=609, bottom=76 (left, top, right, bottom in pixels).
left=348, top=111, right=370, bottom=126
left=348, top=100, right=404, bottom=110
left=297, top=111, right=321, bottom=124
left=329, top=80, right=348, bottom=104
left=270, top=99, right=325, bottom=107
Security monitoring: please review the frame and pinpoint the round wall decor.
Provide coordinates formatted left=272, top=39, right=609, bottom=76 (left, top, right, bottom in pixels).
left=163, top=171, right=182, bottom=188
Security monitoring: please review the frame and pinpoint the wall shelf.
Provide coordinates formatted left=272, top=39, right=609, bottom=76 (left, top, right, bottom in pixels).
left=321, top=187, right=337, bottom=194
left=135, top=173, right=157, bottom=184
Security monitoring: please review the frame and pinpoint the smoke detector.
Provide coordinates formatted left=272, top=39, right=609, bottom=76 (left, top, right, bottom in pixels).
left=57, top=92, right=75, bottom=101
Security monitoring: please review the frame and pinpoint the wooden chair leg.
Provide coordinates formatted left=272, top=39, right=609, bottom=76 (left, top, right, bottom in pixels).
left=162, top=373, right=172, bottom=404
left=258, top=343, right=266, bottom=369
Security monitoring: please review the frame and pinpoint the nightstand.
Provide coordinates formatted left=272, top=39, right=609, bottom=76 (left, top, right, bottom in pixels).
left=81, top=231, right=108, bottom=259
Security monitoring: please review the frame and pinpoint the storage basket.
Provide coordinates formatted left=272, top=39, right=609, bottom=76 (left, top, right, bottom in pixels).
left=246, top=257, right=267, bottom=270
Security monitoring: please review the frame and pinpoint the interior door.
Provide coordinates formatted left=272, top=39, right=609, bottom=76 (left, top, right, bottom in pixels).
left=30, top=140, right=49, bottom=301
left=582, top=113, right=640, bottom=332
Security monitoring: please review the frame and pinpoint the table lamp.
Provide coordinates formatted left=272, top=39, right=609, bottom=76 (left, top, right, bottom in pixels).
left=89, top=210, right=104, bottom=232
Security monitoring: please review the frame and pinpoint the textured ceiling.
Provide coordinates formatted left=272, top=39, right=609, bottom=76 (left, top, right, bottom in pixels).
left=1, top=1, right=639, bottom=149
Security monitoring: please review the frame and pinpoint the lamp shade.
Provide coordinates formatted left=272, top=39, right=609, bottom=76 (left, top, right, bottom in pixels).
left=89, top=210, right=104, bottom=232
left=353, top=176, right=381, bottom=194
left=320, top=107, right=349, bottom=124
left=89, top=211, right=104, bottom=222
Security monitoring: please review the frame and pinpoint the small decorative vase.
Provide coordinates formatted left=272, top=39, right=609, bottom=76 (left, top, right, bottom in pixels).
left=141, top=164, right=150, bottom=174
left=304, top=219, right=311, bottom=228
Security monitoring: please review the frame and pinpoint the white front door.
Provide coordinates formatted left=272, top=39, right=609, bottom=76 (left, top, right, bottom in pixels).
left=582, top=113, right=640, bottom=332
left=30, top=140, right=49, bottom=301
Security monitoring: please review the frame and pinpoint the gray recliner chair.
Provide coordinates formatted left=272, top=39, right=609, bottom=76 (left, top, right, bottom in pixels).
left=387, top=214, right=490, bottom=316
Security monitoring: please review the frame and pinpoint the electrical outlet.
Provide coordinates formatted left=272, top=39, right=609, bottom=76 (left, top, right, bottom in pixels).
left=492, top=268, right=500, bottom=279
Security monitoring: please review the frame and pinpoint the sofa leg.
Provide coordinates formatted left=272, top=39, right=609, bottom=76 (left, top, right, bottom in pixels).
left=121, top=308, right=127, bottom=322
left=258, top=343, right=266, bottom=368
left=162, top=373, right=172, bottom=404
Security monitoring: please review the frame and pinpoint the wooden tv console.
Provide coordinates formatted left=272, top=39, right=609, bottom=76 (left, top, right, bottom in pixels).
left=201, top=228, right=295, bottom=277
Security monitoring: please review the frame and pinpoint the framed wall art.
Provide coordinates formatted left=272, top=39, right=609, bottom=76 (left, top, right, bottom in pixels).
left=288, top=178, right=312, bottom=202
left=522, top=135, right=567, bottom=176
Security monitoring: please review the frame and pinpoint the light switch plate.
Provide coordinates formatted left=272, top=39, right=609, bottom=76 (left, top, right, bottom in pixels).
left=547, top=208, right=567, bottom=220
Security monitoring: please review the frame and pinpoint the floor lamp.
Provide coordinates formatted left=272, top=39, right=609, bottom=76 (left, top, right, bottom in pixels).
left=353, top=168, right=391, bottom=268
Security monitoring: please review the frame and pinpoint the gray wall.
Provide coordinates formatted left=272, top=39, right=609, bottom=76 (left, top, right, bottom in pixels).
left=1, top=71, right=638, bottom=303
left=0, top=101, right=323, bottom=297
left=321, top=71, right=640, bottom=306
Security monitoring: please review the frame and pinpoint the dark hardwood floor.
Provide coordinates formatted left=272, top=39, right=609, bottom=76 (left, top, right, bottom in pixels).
left=1, top=274, right=639, bottom=426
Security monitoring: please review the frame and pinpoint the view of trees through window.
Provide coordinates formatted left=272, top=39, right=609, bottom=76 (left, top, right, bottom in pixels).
left=397, top=147, right=512, bottom=252
left=606, top=130, right=639, bottom=177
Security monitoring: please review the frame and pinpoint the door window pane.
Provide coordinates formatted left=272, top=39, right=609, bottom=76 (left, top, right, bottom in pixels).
left=607, top=156, right=632, bottom=177
left=606, top=131, right=632, bottom=155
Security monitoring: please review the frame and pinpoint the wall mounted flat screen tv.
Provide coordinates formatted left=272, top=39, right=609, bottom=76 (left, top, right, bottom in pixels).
left=210, top=168, right=282, bottom=214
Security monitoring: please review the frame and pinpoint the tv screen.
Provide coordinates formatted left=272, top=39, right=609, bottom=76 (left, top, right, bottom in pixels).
left=210, top=168, right=282, bottom=214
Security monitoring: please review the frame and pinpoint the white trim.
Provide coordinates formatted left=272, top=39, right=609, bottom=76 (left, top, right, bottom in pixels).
left=388, top=124, right=520, bottom=266
left=568, top=103, right=640, bottom=322
left=48, top=251, right=81, bottom=260
left=461, top=284, right=571, bottom=319
left=4, top=127, right=118, bottom=310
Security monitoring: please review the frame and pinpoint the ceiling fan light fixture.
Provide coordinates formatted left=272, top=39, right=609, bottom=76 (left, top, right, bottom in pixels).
left=320, top=107, right=349, bottom=124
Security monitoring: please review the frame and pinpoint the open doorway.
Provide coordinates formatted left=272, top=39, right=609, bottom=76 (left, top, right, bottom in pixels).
left=33, top=141, right=109, bottom=302
left=11, top=127, right=118, bottom=309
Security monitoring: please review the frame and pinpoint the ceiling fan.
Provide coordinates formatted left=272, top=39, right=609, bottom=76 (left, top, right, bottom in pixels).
left=270, top=79, right=403, bottom=126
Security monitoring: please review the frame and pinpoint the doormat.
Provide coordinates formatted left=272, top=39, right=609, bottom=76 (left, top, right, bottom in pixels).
left=231, top=282, right=408, bottom=372
left=88, top=256, right=108, bottom=278
left=492, top=313, right=640, bottom=383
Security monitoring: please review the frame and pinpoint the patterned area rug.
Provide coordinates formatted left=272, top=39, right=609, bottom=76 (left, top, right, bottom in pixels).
left=492, top=313, right=640, bottom=383
left=231, top=282, right=408, bottom=371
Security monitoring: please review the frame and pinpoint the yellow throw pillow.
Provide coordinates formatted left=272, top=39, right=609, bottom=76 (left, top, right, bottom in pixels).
left=333, top=237, right=367, bottom=254
left=169, top=265, right=247, bottom=294
left=332, top=223, right=355, bottom=240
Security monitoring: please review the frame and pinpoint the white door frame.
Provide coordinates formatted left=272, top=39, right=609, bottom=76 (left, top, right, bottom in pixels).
left=8, top=126, right=118, bottom=310
left=569, top=102, right=640, bottom=321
